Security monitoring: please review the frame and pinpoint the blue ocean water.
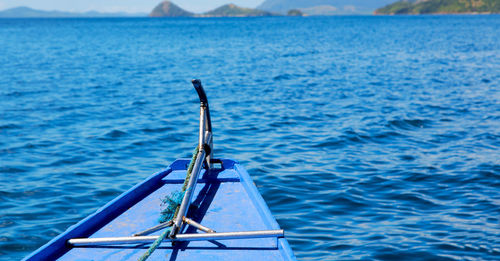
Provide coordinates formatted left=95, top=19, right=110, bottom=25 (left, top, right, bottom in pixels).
left=0, top=16, right=499, bottom=260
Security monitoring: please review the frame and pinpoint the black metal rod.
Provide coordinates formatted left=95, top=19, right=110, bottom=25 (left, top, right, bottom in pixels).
left=191, top=79, right=212, bottom=132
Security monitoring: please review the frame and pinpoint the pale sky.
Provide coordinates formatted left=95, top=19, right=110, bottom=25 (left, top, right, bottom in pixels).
left=0, top=0, right=264, bottom=13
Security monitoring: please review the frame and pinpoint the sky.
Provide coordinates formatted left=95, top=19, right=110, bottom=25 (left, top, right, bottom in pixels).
left=0, top=0, right=264, bottom=13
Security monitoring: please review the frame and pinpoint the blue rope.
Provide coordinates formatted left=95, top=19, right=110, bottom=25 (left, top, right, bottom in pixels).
left=138, top=146, right=199, bottom=261
left=137, top=226, right=172, bottom=261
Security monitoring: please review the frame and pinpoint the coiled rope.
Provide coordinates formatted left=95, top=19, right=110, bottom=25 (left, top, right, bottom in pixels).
left=138, top=146, right=199, bottom=261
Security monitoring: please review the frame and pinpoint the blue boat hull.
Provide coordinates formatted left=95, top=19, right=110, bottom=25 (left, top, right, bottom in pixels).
left=25, top=159, right=295, bottom=260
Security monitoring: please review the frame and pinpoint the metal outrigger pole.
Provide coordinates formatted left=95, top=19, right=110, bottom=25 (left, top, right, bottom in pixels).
left=67, top=80, right=283, bottom=247
left=170, top=79, right=214, bottom=238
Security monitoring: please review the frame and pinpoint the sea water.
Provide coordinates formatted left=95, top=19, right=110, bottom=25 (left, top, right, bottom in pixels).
left=0, top=16, right=499, bottom=260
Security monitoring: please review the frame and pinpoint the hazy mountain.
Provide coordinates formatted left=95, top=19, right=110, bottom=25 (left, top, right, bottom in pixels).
left=149, top=1, right=275, bottom=17
left=149, top=1, right=194, bottom=17
left=257, top=0, right=396, bottom=14
left=300, top=5, right=341, bottom=15
left=375, top=0, right=500, bottom=14
left=202, top=4, right=274, bottom=17
left=287, top=9, right=304, bottom=16
left=0, top=6, right=146, bottom=18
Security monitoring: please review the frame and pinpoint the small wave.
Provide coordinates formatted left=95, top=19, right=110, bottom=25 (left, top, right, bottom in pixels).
left=387, top=118, right=433, bottom=130
left=369, top=131, right=407, bottom=144
left=225, top=126, right=259, bottom=135
left=0, top=166, right=29, bottom=174
left=311, top=137, right=346, bottom=150
left=0, top=124, right=21, bottom=130
left=392, top=193, right=440, bottom=208
left=374, top=250, right=453, bottom=261
left=74, top=172, right=93, bottom=177
left=99, top=129, right=128, bottom=140
left=399, top=155, right=416, bottom=161
left=481, top=78, right=491, bottom=83
left=403, top=172, right=432, bottom=182
left=273, top=74, right=296, bottom=81
left=141, top=126, right=174, bottom=133
left=282, top=50, right=318, bottom=58
left=321, top=194, right=368, bottom=211
left=45, top=156, right=89, bottom=167
left=343, top=129, right=369, bottom=144
left=132, top=100, right=148, bottom=106
left=269, top=120, right=295, bottom=128
left=4, top=90, right=49, bottom=97
left=429, top=131, right=467, bottom=144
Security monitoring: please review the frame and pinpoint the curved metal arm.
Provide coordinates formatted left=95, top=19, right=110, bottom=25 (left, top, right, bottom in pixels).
left=171, top=79, right=214, bottom=238
left=191, top=79, right=213, bottom=168
left=192, top=79, right=212, bottom=132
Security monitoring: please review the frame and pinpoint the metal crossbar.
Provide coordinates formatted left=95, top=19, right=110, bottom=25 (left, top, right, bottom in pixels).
left=69, top=230, right=284, bottom=246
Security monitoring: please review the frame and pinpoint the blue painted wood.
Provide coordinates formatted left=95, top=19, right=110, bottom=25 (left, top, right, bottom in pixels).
left=25, top=159, right=296, bottom=260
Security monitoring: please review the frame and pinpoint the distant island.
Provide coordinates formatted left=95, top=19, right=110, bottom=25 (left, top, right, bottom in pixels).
left=287, top=9, right=304, bottom=16
left=150, top=1, right=276, bottom=17
left=201, top=4, right=274, bottom=17
left=257, top=0, right=396, bottom=15
left=0, top=6, right=145, bottom=18
left=375, top=0, right=500, bottom=14
left=150, top=1, right=194, bottom=17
